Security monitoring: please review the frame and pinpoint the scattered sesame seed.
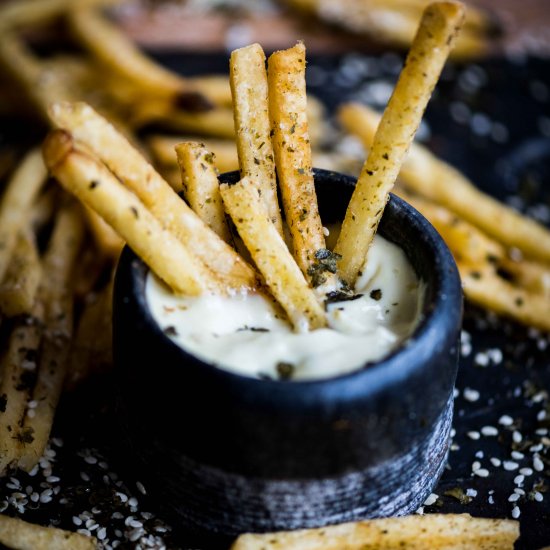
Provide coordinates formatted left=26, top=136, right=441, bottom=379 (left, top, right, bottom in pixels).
left=466, top=488, right=478, bottom=497
left=511, top=451, right=524, bottom=460
left=534, top=492, right=544, bottom=502
left=512, top=507, right=521, bottom=520
left=520, top=467, right=533, bottom=476
left=508, top=493, right=520, bottom=502
left=499, top=415, right=514, bottom=426
left=514, top=475, right=525, bottom=485
left=533, top=456, right=544, bottom=472
left=424, top=493, right=438, bottom=506
left=512, top=431, right=523, bottom=444
left=467, top=431, right=481, bottom=440
left=463, top=388, right=480, bottom=402
left=503, top=461, right=519, bottom=471
left=474, top=468, right=489, bottom=478
left=490, top=458, right=502, bottom=467
left=481, top=426, right=498, bottom=437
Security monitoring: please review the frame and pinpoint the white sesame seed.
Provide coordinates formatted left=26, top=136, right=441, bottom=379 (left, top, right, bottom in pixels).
left=80, top=472, right=90, bottom=482
left=467, top=431, right=480, bottom=440
left=499, top=415, right=514, bottom=426
left=46, top=476, right=60, bottom=483
left=481, top=426, right=498, bottom=436
left=537, top=410, right=547, bottom=421
left=472, top=461, right=481, bottom=471
left=514, top=475, right=525, bottom=485
left=475, top=450, right=484, bottom=459
left=466, top=488, right=478, bottom=497
left=536, top=428, right=548, bottom=436
left=508, top=493, right=520, bottom=502
left=130, top=519, right=143, bottom=529
left=511, top=451, right=524, bottom=460
left=116, top=492, right=128, bottom=503
left=84, top=455, right=97, bottom=465
left=128, top=497, right=138, bottom=508
left=97, top=527, right=107, bottom=540
left=513, top=431, right=523, bottom=444
left=77, top=529, right=92, bottom=537
left=503, top=461, right=519, bottom=471
left=533, top=456, right=544, bottom=472
left=514, top=488, right=525, bottom=495
left=534, top=492, right=544, bottom=502
left=474, top=468, right=489, bottom=478
left=136, top=481, right=147, bottom=495
left=488, top=495, right=495, bottom=504
left=520, top=467, right=533, bottom=476
left=530, top=444, right=543, bottom=453
left=424, top=493, right=438, bottom=506
left=490, top=458, right=502, bottom=467
left=464, top=388, right=480, bottom=402
left=73, top=517, right=82, bottom=526
left=511, top=506, right=521, bottom=519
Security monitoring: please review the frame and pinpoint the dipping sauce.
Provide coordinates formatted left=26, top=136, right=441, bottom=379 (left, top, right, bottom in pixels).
left=146, top=234, right=424, bottom=381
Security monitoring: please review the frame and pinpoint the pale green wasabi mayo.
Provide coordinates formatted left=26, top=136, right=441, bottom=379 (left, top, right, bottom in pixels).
left=146, top=234, right=423, bottom=381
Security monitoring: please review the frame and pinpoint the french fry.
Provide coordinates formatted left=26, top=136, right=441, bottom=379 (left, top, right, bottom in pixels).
left=335, top=2, right=464, bottom=286
left=83, top=206, right=125, bottom=258
left=49, top=101, right=258, bottom=291
left=0, top=148, right=47, bottom=283
left=43, top=129, right=218, bottom=296
left=460, top=263, right=550, bottom=332
left=231, top=43, right=283, bottom=235
left=231, top=513, right=519, bottom=550
left=0, top=513, right=96, bottom=550
left=68, top=6, right=213, bottom=109
left=0, top=228, right=42, bottom=317
left=220, top=177, right=326, bottom=331
left=18, top=205, right=84, bottom=471
left=30, top=187, right=57, bottom=230
left=268, top=43, right=328, bottom=283
left=340, top=102, right=550, bottom=265
left=175, top=142, right=232, bottom=242
left=149, top=107, right=236, bottom=138
left=0, top=0, right=119, bottom=31
left=0, top=309, right=43, bottom=474
left=0, top=33, right=75, bottom=121
left=149, top=135, right=239, bottom=174
left=66, top=281, right=113, bottom=390
left=282, top=0, right=491, bottom=59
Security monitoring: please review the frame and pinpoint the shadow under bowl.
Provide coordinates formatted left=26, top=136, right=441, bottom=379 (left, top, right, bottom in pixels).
left=113, top=169, right=463, bottom=547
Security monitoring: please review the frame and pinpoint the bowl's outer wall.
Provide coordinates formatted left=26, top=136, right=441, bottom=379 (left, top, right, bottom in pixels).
left=114, top=170, right=462, bottom=481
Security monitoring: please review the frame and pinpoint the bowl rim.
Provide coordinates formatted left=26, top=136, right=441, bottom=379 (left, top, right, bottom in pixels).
left=115, top=168, right=463, bottom=406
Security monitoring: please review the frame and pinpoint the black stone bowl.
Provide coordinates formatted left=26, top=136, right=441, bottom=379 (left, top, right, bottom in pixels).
left=113, top=169, right=463, bottom=548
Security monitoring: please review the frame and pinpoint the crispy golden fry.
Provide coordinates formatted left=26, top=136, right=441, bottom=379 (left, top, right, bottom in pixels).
left=0, top=148, right=46, bottom=283
left=401, top=191, right=503, bottom=265
left=220, top=177, right=326, bottom=331
left=49, top=101, right=258, bottom=291
left=460, top=263, right=550, bottom=332
left=0, top=513, right=96, bottom=550
left=0, top=0, right=119, bottom=31
left=0, top=33, right=74, bottom=121
left=30, top=187, right=57, bottom=230
left=0, top=228, right=42, bottom=317
left=282, top=0, right=491, bottom=59
left=149, top=135, right=239, bottom=174
left=268, top=43, right=328, bottom=283
left=0, top=310, right=43, bottom=474
left=43, top=129, right=218, bottom=296
left=18, top=206, right=84, bottom=471
left=401, top=187, right=550, bottom=308
left=342, top=102, right=550, bottom=265
left=335, top=3, right=464, bottom=286
left=231, top=514, right=519, bottom=550
left=83, top=206, right=125, bottom=258
left=66, top=281, right=113, bottom=390
left=231, top=43, right=283, bottom=235
left=175, top=142, right=232, bottom=242
left=68, top=6, right=214, bottom=109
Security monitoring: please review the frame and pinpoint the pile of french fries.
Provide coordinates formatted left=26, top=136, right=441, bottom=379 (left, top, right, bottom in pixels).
left=0, top=0, right=541, bottom=546
left=281, top=0, right=500, bottom=59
